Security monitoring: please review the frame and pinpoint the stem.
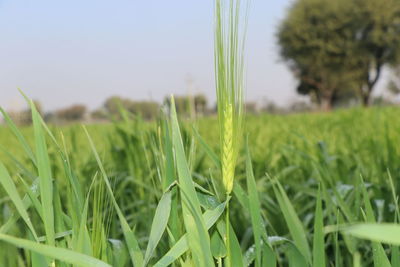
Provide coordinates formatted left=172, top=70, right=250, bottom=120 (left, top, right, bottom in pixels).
left=226, top=195, right=231, bottom=267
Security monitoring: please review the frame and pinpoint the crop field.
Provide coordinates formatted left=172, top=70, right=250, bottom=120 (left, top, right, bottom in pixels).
left=1, top=106, right=400, bottom=266
left=1, top=0, right=400, bottom=266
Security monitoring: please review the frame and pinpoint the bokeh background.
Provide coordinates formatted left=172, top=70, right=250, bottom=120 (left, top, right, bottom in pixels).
left=0, top=0, right=398, bottom=122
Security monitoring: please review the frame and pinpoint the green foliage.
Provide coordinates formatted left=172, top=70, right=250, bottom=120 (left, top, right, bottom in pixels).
left=312, top=187, right=325, bottom=267
left=164, top=94, right=209, bottom=117
left=0, top=233, right=111, bottom=267
left=1, top=1, right=400, bottom=264
left=55, top=104, right=87, bottom=122
left=1, top=103, right=400, bottom=266
left=170, top=96, right=215, bottom=266
left=104, top=96, right=160, bottom=120
left=343, top=224, right=400, bottom=246
left=278, top=0, right=400, bottom=108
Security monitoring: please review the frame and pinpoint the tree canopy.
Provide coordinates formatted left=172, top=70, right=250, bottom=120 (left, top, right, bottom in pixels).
left=278, top=0, right=400, bottom=110
left=55, top=104, right=87, bottom=121
left=103, top=96, right=160, bottom=120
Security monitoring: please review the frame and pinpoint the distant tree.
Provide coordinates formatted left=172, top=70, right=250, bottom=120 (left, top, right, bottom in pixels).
left=164, top=94, right=208, bottom=116
left=9, top=100, right=43, bottom=125
left=103, top=96, right=159, bottom=120
left=245, top=102, right=258, bottom=114
left=194, top=94, right=208, bottom=114
left=261, top=100, right=282, bottom=114
left=164, top=96, right=190, bottom=115
left=352, top=0, right=400, bottom=105
left=103, top=96, right=128, bottom=119
left=278, top=0, right=400, bottom=109
left=91, top=109, right=108, bottom=121
left=56, top=104, right=87, bottom=121
left=127, top=101, right=159, bottom=120
left=278, top=0, right=357, bottom=110
left=43, top=112, right=57, bottom=123
left=288, top=100, right=313, bottom=113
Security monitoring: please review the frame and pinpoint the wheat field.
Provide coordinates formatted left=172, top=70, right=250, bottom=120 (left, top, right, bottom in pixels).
left=1, top=0, right=400, bottom=266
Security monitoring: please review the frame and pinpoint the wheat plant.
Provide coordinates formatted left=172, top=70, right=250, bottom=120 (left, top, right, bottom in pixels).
left=215, top=0, right=248, bottom=196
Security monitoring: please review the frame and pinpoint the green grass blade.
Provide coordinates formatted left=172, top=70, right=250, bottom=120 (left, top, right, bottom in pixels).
left=192, top=126, right=220, bottom=168
left=161, top=118, right=180, bottom=244
left=170, top=96, right=214, bottom=267
left=162, top=118, right=175, bottom=189
left=312, top=186, right=325, bottom=267
left=0, top=178, right=39, bottom=234
left=262, top=244, right=276, bottom=267
left=343, top=223, right=400, bottom=246
left=334, top=209, right=342, bottom=266
left=143, top=191, right=172, bottom=267
left=154, top=200, right=227, bottom=267
left=245, top=143, right=264, bottom=267
left=387, top=171, right=400, bottom=267
left=353, top=252, right=361, bottom=267
left=60, top=133, right=85, bottom=212
left=216, top=219, right=244, bottom=267
left=272, top=179, right=311, bottom=263
left=19, top=175, right=44, bottom=221
left=286, top=243, right=308, bottom=267
left=233, top=182, right=250, bottom=211
left=0, top=145, right=37, bottom=181
left=392, top=246, right=400, bottom=267
left=84, top=126, right=144, bottom=267
left=75, top=177, right=95, bottom=256
left=0, top=162, right=38, bottom=240
left=75, top=202, right=92, bottom=256
left=31, top=101, right=55, bottom=245
left=0, top=107, right=37, bottom=166
left=211, top=230, right=227, bottom=259
left=360, top=178, right=391, bottom=267
left=31, top=250, right=49, bottom=267
left=0, top=233, right=111, bottom=267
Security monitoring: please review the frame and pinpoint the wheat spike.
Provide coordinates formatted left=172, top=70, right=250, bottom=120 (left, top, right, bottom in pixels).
left=222, top=103, right=234, bottom=194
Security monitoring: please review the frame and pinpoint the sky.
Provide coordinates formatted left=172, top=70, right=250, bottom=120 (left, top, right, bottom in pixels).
left=0, top=1, right=388, bottom=112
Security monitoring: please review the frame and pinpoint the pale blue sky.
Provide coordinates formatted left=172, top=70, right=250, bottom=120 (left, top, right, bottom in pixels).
left=0, top=0, right=387, bottom=111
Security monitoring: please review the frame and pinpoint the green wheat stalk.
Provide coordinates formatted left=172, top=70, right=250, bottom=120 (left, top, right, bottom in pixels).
left=215, top=0, right=248, bottom=195
left=215, top=0, right=248, bottom=266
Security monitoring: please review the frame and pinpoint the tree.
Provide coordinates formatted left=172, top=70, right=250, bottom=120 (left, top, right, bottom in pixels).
left=163, top=94, right=208, bottom=116
left=278, top=0, right=400, bottom=109
left=261, top=100, right=282, bottom=114
left=194, top=94, right=208, bottom=114
left=103, top=96, right=160, bottom=120
left=352, top=0, right=400, bottom=105
left=91, top=109, right=108, bottom=121
left=278, top=0, right=356, bottom=110
left=127, top=101, right=159, bottom=120
left=245, top=102, right=258, bottom=114
left=103, top=96, right=129, bottom=119
left=8, top=100, right=43, bottom=125
left=55, top=104, right=87, bottom=121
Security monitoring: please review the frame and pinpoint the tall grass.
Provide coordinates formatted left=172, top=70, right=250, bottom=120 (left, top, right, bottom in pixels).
left=2, top=99, right=400, bottom=266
